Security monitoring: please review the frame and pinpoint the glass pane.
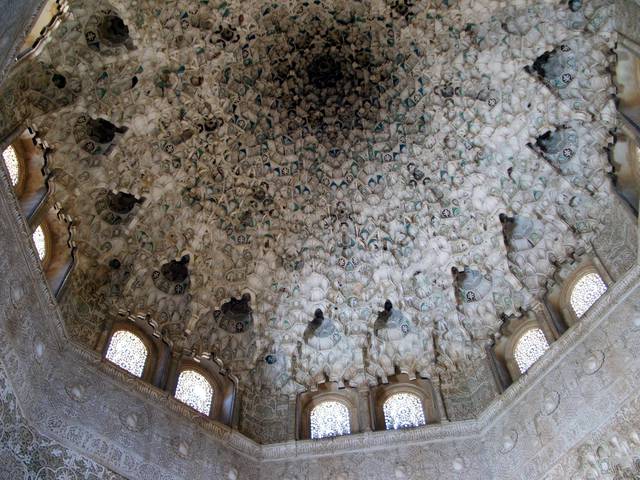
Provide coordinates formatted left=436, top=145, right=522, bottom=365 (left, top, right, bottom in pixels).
left=514, top=328, right=549, bottom=374
left=570, top=272, right=607, bottom=318
left=383, top=393, right=426, bottom=430
left=105, top=330, right=148, bottom=377
left=175, top=370, right=213, bottom=415
left=310, top=401, right=350, bottom=439
left=2, top=146, right=19, bottom=186
left=33, top=225, right=46, bottom=261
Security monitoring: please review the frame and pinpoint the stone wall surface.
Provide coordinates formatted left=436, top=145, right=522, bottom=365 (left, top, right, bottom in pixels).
left=0, top=0, right=44, bottom=81
left=0, top=362, right=126, bottom=480
left=593, top=195, right=638, bottom=280
left=616, top=0, right=640, bottom=45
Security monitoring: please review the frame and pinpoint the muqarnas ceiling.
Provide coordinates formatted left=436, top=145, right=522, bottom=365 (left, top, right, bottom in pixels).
left=0, top=0, right=621, bottom=425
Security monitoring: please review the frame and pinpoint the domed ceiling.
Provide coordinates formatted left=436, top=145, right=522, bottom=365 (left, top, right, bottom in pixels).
left=0, top=0, right=621, bottom=437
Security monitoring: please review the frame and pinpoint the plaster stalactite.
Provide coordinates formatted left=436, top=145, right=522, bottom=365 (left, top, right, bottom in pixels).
left=0, top=0, right=638, bottom=445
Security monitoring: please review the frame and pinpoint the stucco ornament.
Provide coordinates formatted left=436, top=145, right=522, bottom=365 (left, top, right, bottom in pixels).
left=0, top=0, right=627, bottom=440
left=572, top=428, right=640, bottom=480
left=297, top=309, right=360, bottom=386
left=370, top=300, right=432, bottom=379
left=84, top=6, right=135, bottom=54
left=501, top=213, right=572, bottom=296
left=500, top=429, right=519, bottom=454
left=541, top=390, right=561, bottom=416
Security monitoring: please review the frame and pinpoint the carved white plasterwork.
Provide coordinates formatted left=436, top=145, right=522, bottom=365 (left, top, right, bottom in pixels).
left=0, top=1, right=633, bottom=436
left=1, top=0, right=640, bottom=479
left=0, top=362, right=126, bottom=480
left=2, top=138, right=640, bottom=478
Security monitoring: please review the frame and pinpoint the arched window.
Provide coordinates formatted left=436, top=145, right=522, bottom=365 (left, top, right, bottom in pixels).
left=105, top=330, right=148, bottom=377
left=175, top=370, right=214, bottom=415
left=32, top=225, right=46, bottom=261
left=514, top=328, right=549, bottom=374
left=310, top=401, right=351, bottom=439
left=2, top=146, right=19, bottom=186
left=569, top=272, right=607, bottom=318
left=383, top=392, right=426, bottom=430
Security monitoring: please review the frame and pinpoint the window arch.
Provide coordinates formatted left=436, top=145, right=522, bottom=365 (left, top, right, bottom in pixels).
left=105, top=330, right=148, bottom=377
left=175, top=369, right=214, bottom=415
left=2, top=129, right=53, bottom=221
left=309, top=400, right=351, bottom=439
left=16, top=0, right=67, bottom=61
left=383, top=392, right=426, bottom=430
left=297, top=386, right=360, bottom=439
left=2, top=146, right=20, bottom=186
left=32, top=225, right=47, bottom=261
left=569, top=272, right=607, bottom=319
left=513, top=328, right=549, bottom=374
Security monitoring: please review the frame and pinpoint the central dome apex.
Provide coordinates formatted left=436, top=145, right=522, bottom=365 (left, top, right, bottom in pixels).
left=306, top=54, right=343, bottom=89
left=230, top=3, right=417, bottom=135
